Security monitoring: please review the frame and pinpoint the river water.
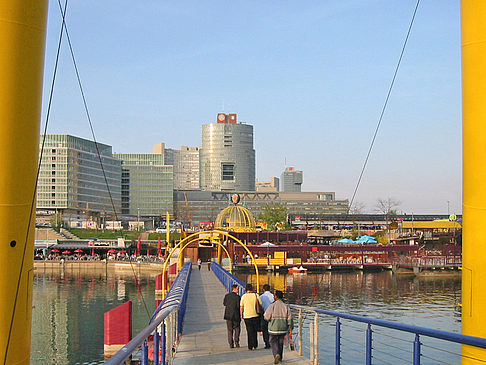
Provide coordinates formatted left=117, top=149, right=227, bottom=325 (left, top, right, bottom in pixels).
left=31, top=268, right=461, bottom=364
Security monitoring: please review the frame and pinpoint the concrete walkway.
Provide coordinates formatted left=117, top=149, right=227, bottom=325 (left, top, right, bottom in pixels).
left=173, top=266, right=309, bottom=365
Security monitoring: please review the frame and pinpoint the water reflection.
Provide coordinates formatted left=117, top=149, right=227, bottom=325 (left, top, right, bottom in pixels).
left=31, top=267, right=156, bottom=365
left=238, top=271, right=461, bottom=364
left=238, top=271, right=461, bottom=329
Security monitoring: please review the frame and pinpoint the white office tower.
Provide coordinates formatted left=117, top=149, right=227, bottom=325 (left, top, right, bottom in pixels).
left=200, top=113, right=255, bottom=191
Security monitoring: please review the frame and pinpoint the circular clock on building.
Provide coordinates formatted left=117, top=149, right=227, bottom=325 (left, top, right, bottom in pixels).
left=218, top=114, right=226, bottom=122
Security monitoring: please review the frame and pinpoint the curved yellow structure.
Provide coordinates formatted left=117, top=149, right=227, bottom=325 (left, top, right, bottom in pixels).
left=162, top=230, right=260, bottom=295
left=215, top=205, right=256, bottom=233
left=0, top=1, right=48, bottom=364
left=462, top=1, right=486, bottom=363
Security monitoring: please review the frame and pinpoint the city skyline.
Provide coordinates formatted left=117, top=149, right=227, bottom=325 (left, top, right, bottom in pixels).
left=41, top=1, right=461, bottom=214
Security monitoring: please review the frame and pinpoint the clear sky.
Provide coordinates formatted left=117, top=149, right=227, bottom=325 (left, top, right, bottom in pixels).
left=41, top=0, right=462, bottom=215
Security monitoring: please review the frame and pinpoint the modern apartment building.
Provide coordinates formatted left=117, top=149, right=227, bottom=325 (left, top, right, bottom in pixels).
left=281, top=167, right=303, bottom=192
left=36, top=134, right=122, bottom=217
left=199, top=113, right=255, bottom=191
left=156, top=143, right=200, bottom=190
left=113, top=153, right=173, bottom=216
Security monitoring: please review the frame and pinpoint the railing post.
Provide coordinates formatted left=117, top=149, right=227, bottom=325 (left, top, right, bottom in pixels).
left=413, top=334, right=421, bottom=365
left=310, top=320, right=315, bottom=363
left=366, top=324, right=373, bottom=365
left=335, top=317, right=341, bottom=365
left=161, top=322, right=166, bottom=365
left=154, top=331, right=160, bottom=365
left=314, top=313, right=319, bottom=365
left=141, top=340, right=149, bottom=365
left=298, top=309, right=303, bottom=356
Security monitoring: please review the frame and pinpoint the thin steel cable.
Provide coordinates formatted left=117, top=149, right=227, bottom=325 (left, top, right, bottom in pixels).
left=349, top=0, right=421, bottom=209
left=371, top=357, right=395, bottom=365
left=372, top=347, right=410, bottom=363
left=372, top=338, right=411, bottom=354
left=340, top=335, right=364, bottom=347
left=421, top=343, right=462, bottom=357
left=55, top=0, right=119, bottom=222
left=4, top=1, right=69, bottom=363
left=55, top=0, right=151, bottom=320
left=421, top=353, right=453, bottom=365
left=373, top=331, right=411, bottom=344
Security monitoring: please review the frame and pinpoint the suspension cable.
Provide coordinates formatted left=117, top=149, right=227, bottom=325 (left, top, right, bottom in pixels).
left=349, top=0, right=421, bottom=210
left=55, top=0, right=151, bottom=320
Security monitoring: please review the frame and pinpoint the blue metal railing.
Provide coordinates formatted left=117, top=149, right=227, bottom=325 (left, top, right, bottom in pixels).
left=104, top=262, right=192, bottom=365
left=210, top=262, right=486, bottom=364
left=210, top=261, right=245, bottom=296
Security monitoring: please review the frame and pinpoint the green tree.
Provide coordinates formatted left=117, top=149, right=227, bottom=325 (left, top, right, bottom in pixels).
left=258, top=202, right=289, bottom=231
left=49, top=212, right=63, bottom=230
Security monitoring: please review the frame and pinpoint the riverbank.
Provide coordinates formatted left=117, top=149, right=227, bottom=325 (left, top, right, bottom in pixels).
left=34, top=260, right=164, bottom=274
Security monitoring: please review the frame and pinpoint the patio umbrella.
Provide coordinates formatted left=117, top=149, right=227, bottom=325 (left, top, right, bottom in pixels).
left=137, top=237, right=141, bottom=256
left=146, top=249, right=150, bottom=256
left=107, top=249, right=117, bottom=254
left=259, top=242, right=276, bottom=246
left=62, top=250, right=71, bottom=255
left=91, top=249, right=95, bottom=256
left=337, top=238, right=354, bottom=244
left=74, top=249, right=84, bottom=253
left=157, top=237, right=162, bottom=256
left=50, top=249, right=60, bottom=253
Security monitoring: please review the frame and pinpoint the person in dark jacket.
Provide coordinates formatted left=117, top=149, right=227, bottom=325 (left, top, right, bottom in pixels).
left=223, top=284, right=241, bottom=348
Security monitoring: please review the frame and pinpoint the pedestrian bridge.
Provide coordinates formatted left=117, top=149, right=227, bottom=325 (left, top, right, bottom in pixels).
left=104, top=262, right=486, bottom=365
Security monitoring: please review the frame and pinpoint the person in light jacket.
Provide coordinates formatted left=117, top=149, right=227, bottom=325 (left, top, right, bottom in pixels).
left=264, top=290, right=294, bottom=364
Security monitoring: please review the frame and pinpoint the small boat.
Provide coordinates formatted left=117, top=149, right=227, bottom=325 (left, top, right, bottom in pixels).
left=288, top=266, right=308, bottom=274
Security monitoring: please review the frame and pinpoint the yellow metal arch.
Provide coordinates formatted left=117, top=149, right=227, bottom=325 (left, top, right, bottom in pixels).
left=162, top=230, right=260, bottom=295
left=176, top=236, right=233, bottom=273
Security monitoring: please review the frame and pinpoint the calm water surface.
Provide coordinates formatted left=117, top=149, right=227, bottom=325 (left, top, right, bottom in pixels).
left=31, top=268, right=461, bottom=364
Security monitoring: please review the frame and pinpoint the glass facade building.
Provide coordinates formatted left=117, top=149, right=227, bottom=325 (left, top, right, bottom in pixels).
left=281, top=167, right=303, bottom=192
left=36, top=134, right=121, bottom=215
left=200, top=114, right=255, bottom=191
left=114, top=153, right=173, bottom=216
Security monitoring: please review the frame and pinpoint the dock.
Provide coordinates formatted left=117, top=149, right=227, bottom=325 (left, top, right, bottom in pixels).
left=173, top=266, right=308, bottom=364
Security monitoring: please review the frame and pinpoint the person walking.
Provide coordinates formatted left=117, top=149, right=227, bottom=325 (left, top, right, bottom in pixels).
left=197, top=258, right=202, bottom=270
left=260, top=284, right=275, bottom=349
left=240, top=283, right=262, bottom=350
left=264, top=290, right=294, bottom=364
left=223, top=284, right=241, bottom=348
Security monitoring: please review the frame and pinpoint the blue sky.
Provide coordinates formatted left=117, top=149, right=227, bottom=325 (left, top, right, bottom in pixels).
left=42, top=1, right=462, bottom=214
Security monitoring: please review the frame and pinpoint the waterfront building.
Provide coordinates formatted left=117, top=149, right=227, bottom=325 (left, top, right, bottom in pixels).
left=199, top=113, right=255, bottom=191
left=281, top=167, right=303, bottom=192
left=256, top=177, right=279, bottom=192
left=173, top=190, right=348, bottom=224
left=36, top=134, right=122, bottom=218
left=156, top=143, right=200, bottom=190
left=113, top=153, right=173, bottom=217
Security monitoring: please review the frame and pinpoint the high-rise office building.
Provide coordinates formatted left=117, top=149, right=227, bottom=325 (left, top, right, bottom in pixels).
left=113, top=152, right=173, bottom=216
left=256, top=177, right=280, bottom=192
left=199, top=113, right=255, bottom=191
left=281, top=167, right=303, bottom=192
left=36, top=134, right=122, bottom=216
left=156, top=143, right=200, bottom=190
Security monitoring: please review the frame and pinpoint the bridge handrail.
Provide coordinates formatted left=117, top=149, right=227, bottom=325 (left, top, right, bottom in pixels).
left=104, top=262, right=192, bottom=365
left=210, top=261, right=486, bottom=363
left=289, top=304, right=486, bottom=349
left=210, top=262, right=246, bottom=296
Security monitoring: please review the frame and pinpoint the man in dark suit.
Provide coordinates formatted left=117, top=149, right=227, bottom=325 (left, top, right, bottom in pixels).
left=223, top=284, right=241, bottom=348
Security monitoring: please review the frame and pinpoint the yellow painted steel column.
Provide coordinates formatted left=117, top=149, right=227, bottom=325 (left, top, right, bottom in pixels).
left=0, top=1, right=48, bottom=364
left=462, top=1, right=486, bottom=363
left=166, top=212, right=171, bottom=249
left=217, top=243, right=223, bottom=265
